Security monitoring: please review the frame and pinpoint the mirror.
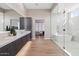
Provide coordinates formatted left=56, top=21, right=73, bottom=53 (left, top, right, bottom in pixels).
left=0, top=3, right=22, bottom=31
left=4, top=10, right=22, bottom=30
left=10, top=19, right=20, bottom=29
left=0, top=8, right=4, bottom=31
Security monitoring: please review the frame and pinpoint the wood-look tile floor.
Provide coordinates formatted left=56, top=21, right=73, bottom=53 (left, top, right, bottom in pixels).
left=26, top=37, right=67, bottom=56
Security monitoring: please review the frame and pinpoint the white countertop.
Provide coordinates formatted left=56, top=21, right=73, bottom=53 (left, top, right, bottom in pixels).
left=0, top=31, right=31, bottom=48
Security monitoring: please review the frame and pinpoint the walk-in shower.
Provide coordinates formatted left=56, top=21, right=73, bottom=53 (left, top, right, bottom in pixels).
left=51, top=4, right=79, bottom=56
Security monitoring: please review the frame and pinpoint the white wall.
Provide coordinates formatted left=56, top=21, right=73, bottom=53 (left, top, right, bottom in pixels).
left=69, top=8, right=79, bottom=42
left=27, top=9, right=51, bottom=39
left=0, top=9, right=3, bottom=31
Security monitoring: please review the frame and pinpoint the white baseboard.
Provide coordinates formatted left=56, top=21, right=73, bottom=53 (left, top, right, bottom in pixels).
left=44, top=38, right=51, bottom=40
left=32, top=38, right=36, bottom=40
left=32, top=38, right=51, bottom=40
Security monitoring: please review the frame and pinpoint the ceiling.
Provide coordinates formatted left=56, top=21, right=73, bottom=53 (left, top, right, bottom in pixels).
left=23, top=3, right=53, bottom=9
left=0, top=3, right=11, bottom=10
left=0, top=3, right=53, bottom=10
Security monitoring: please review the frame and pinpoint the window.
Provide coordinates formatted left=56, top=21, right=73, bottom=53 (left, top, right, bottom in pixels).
left=71, top=10, right=79, bottom=18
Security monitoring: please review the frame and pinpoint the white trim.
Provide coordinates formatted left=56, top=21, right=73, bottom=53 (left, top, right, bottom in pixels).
left=32, top=38, right=36, bottom=40
left=44, top=38, right=51, bottom=40
left=63, top=49, right=71, bottom=56
left=32, top=37, right=51, bottom=40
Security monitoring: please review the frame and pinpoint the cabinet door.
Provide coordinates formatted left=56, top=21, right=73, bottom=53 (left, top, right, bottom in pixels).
left=26, top=17, right=32, bottom=31
left=15, top=38, right=23, bottom=54
left=20, top=17, right=25, bottom=29
left=0, top=42, right=16, bottom=56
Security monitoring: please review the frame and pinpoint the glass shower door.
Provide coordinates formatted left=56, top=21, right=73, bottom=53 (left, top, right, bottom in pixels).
left=51, top=13, right=66, bottom=49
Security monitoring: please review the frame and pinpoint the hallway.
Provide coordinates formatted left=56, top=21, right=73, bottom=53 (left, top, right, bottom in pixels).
left=26, top=37, right=67, bottom=56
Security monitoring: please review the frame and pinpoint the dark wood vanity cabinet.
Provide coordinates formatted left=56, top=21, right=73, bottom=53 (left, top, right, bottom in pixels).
left=20, top=17, right=32, bottom=31
left=0, top=33, right=31, bottom=56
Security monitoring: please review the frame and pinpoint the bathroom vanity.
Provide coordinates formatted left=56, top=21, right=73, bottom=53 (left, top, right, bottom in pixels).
left=0, top=31, right=32, bottom=56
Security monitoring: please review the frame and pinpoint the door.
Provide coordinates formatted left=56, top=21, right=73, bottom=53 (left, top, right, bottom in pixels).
left=35, top=19, right=45, bottom=38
